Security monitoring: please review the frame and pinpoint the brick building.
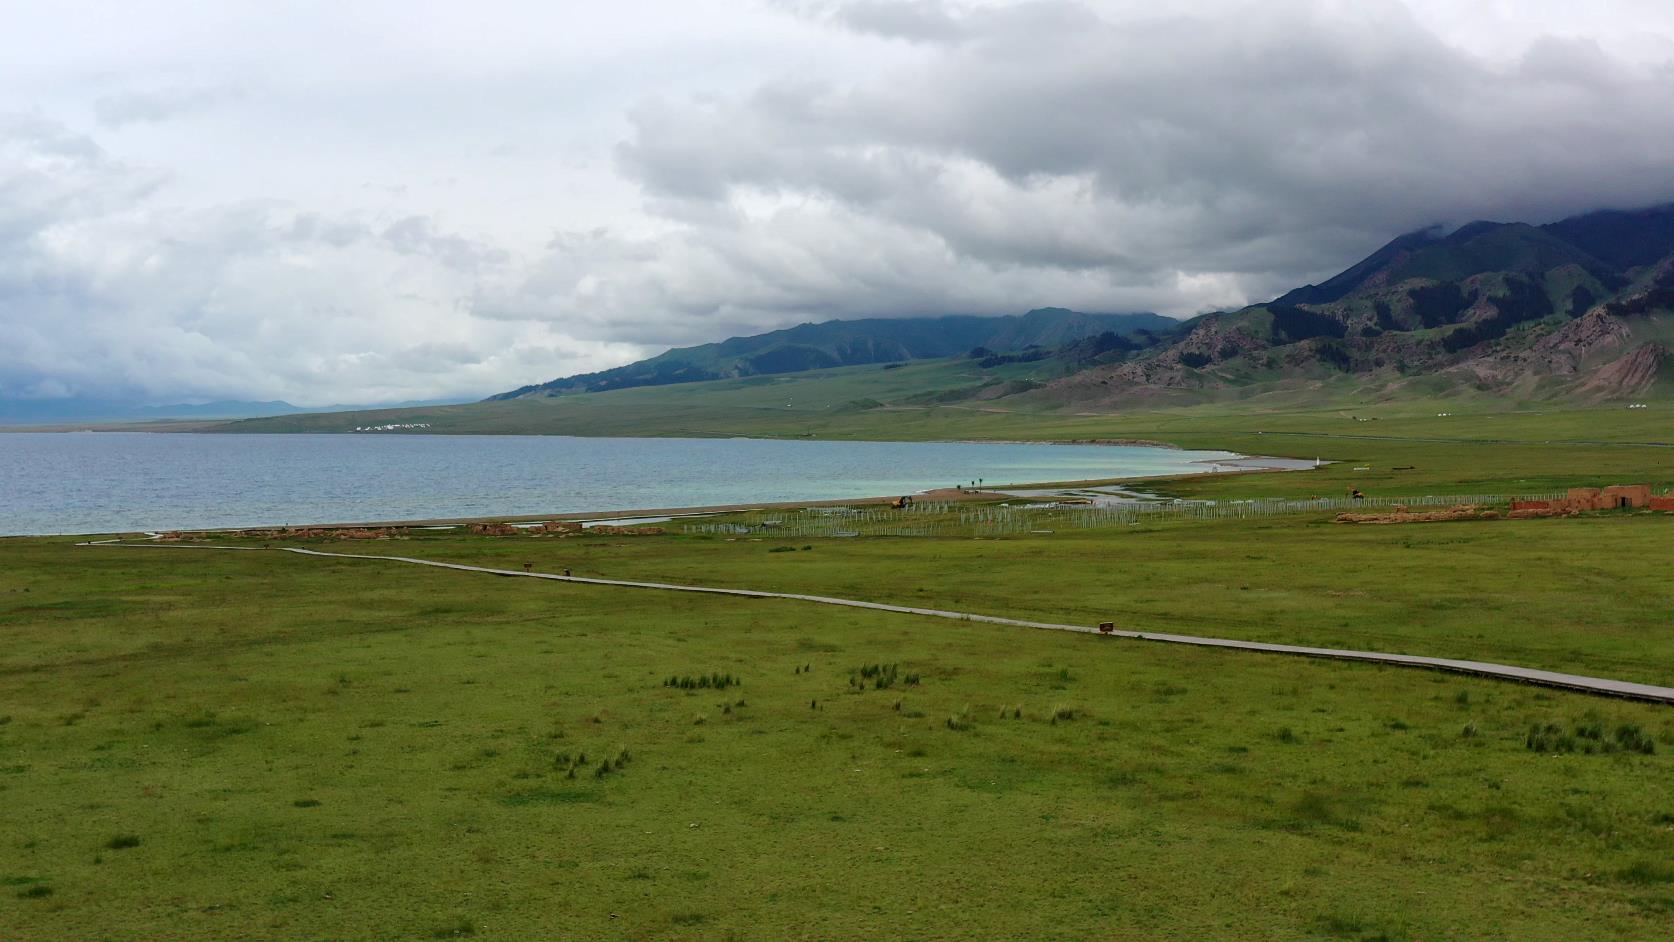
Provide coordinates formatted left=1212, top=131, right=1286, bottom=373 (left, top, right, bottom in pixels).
left=1511, top=485, right=1657, bottom=514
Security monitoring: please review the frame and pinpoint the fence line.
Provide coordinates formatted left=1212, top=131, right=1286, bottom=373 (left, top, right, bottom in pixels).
left=681, top=492, right=1563, bottom=540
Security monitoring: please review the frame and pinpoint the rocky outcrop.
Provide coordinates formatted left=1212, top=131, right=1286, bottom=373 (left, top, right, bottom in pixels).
left=1577, top=342, right=1666, bottom=401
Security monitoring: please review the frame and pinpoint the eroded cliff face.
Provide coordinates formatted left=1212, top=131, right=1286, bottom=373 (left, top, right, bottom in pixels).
left=1576, top=342, right=1666, bottom=401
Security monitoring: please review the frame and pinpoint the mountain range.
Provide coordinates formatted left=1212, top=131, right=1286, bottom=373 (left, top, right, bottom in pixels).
left=1033, top=204, right=1674, bottom=407
left=484, top=204, right=1674, bottom=412
left=489, top=308, right=1176, bottom=400
left=0, top=397, right=467, bottom=426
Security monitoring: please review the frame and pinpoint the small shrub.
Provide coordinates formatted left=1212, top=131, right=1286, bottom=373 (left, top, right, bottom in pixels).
left=1526, top=719, right=1655, bottom=755
left=851, top=662, right=902, bottom=691
left=1050, top=705, right=1077, bottom=724
left=768, top=546, right=795, bottom=553
left=1616, top=724, right=1656, bottom=755
left=1461, top=723, right=1479, bottom=739
left=1276, top=727, right=1299, bottom=744
left=1454, top=690, right=1471, bottom=707
left=664, top=672, right=738, bottom=691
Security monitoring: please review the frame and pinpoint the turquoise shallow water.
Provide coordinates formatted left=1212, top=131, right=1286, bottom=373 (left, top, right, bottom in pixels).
left=0, top=432, right=1251, bottom=535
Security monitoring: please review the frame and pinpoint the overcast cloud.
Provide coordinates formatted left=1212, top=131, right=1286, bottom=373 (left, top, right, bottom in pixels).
left=3, top=0, right=1673, bottom=406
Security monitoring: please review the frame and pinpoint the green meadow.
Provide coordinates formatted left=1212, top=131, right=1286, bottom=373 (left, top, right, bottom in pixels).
left=5, top=403, right=1674, bottom=940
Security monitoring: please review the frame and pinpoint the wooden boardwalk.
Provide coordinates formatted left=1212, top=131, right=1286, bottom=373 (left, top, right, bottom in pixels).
left=83, top=540, right=1674, bottom=705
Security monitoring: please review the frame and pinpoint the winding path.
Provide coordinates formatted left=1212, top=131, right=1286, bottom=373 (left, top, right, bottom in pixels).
left=80, top=539, right=1674, bottom=705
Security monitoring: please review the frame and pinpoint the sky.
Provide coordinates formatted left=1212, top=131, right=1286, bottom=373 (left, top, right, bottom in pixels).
left=4, top=0, right=1674, bottom=407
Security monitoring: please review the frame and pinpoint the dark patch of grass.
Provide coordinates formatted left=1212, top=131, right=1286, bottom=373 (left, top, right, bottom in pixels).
left=1314, top=912, right=1411, bottom=941
left=1273, top=790, right=1363, bottom=833
left=292, top=798, right=321, bottom=808
left=1275, top=727, right=1299, bottom=744
left=1618, top=860, right=1674, bottom=885
left=499, top=788, right=602, bottom=806
left=17, top=885, right=53, bottom=899
left=1478, top=804, right=1522, bottom=839
left=105, top=834, right=141, bottom=850
left=432, top=916, right=476, bottom=938
left=670, top=912, right=708, bottom=926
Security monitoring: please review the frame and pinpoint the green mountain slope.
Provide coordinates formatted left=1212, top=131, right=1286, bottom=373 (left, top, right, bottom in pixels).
left=488, top=308, right=1174, bottom=399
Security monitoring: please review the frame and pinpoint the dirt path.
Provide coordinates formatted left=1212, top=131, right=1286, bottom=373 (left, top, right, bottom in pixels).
left=79, top=540, right=1674, bottom=705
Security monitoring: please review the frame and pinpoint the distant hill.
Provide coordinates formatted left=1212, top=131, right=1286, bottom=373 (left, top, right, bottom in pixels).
left=488, top=308, right=1176, bottom=400
left=0, top=397, right=467, bottom=426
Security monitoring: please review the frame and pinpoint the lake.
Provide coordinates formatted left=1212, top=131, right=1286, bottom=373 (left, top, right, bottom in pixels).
left=0, top=432, right=1271, bottom=536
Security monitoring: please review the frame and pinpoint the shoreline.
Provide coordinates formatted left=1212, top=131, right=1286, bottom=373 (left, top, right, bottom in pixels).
left=6, top=451, right=1317, bottom=538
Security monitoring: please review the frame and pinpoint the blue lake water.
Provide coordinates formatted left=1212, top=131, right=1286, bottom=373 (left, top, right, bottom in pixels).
left=0, top=432, right=1257, bottom=535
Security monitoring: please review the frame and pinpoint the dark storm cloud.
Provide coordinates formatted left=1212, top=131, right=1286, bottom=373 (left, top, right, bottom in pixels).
left=611, top=0, right=1674, bottom=325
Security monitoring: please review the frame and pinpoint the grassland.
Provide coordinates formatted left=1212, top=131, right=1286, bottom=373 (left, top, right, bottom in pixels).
left=5, top=501, right=1674, bottom=940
